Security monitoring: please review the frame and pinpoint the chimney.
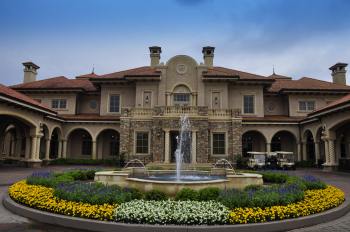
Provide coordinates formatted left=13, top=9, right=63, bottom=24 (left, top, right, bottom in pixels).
left=23, top=62, right=40, bottom=83
left=149, top=46, right=162, bottom=67
left=202, top=46, right=215, bottom=67
left=329, top=62, right=348, bottom=85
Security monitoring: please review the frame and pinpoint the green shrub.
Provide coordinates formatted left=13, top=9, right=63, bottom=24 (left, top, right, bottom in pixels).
left=144, top=189, right=168, bottom=201
left=302, top=176, right=327, bottom=190
left=244, top=184, right=263, bottom=191
left=54, top=182, right=138, bottom=205
left=261, top=172, right=288, bottom=183
left=26, top=172, right=74, bottom=188
left=198, top=187, right=220, bottom=201
left=175, top=188, right=199, bottom=201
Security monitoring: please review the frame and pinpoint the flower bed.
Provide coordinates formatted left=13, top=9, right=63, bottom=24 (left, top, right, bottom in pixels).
left=116, top=200, right=229, bottom=225
left=229, top=185, right=345, bottom=224
left=7, top=171, right=346, bottom=225
left=8, top=181, right=116, bottom=221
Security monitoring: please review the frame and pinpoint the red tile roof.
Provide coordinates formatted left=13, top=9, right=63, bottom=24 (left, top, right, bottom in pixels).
left=76, top=72, right=100, bottom=79
left=308, top=93, right=350, bottom=116
left=203, top=67, right=274, bottom=81
left=11, top=76, right=97, bottom=92
left=268, top=77, right=350, bottom=93
left=0, top=84, right=55, bottom=113
left=242, top=115, right=304, bottom=122
left=97, top=66, right=161, bottom=79
left=268, top=73, right=292, bottom=80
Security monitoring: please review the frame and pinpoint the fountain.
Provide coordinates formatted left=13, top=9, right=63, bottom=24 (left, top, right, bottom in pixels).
left=94, top=115, right=263, bottom=195
left=175, top=114, right=191, bottom=181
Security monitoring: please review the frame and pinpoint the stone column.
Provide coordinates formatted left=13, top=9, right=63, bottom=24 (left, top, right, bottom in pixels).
left=62, top=140, right=67, bottom=159
left=44, top=139, right=51, bottom=160
left=30, top=136, right=38, bottom=160
left=314, top=142, right=320, bottom=165
left=328, top=139, right=336, bottom=165
left=36, top=136, right=41, bottom=160
left=266, top=143, right=271, bottom=154
left=15, top=136, right=22, bottom=158
left=297, top=143, right=302, bottom=161
left=92, top=140, right=97, bottom=160
left=166, top=92, right=171, bottom=106
left=191, top=131, right=197, bottom=164
left=324, top=139, right=330, bottom=164
left=164, top=130, right=170, bottom=163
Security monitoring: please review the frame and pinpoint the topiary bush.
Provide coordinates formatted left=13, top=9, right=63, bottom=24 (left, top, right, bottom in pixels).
left=144, top=189, right=168, bottom=201
left=302, top=175, right=327, bottom=190
left=175, top=188, right=199, bottom=201
left=261, top=172, right=289, bottom=183
left=198, top=187, right=220, bottom=201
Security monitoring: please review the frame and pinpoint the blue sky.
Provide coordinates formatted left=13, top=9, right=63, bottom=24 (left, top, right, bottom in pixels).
left=1, top=0, right=350, bottom=85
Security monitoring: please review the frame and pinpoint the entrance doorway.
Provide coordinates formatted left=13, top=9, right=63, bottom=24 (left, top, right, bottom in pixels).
left=170, top=131, right=191, bottom=163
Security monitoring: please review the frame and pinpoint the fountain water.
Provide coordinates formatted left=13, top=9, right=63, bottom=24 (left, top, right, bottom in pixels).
left=175, top=114, right=191, bottom=181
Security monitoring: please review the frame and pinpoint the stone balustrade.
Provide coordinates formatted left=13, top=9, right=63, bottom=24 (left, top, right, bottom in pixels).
left=122, top=107, right=241, bottom=118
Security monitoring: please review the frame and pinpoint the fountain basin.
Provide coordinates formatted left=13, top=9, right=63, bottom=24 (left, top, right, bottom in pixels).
left=94, top=168, right=263, bottom=196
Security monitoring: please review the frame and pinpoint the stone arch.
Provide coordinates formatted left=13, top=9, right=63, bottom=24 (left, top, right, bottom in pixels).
left=328, top=119, right=350, bottom=166
left=0, top=115, right=34, bottom=159
left=166, top=55, right=198, bottom=67
left=270, top=130, right=297, bottom=156
left=242, top=130, right=267, bottom=156
left=65, top=127, right=95, bottom=141
left=66, top=128, right=93, bottom=159
left=96, top=129, right=120, bottom=159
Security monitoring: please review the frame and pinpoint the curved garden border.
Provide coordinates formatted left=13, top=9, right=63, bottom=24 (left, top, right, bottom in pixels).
left=3, top=193, right=350, bottom=232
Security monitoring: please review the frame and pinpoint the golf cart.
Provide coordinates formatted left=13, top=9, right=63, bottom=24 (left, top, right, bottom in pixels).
left=276, top=151, right=296, bottom=170
left=266, top=152, right=278, bottom=169
left=247, top=152, right=266, bottom=169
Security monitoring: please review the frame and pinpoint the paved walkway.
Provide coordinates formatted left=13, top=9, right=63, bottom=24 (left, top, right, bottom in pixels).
left=0, top=166, right=350, bottom=232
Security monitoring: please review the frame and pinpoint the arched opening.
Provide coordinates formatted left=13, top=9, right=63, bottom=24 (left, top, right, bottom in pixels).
left=315, top=127, right=325, bottom=165
left=50, top=127, right=62, bottom=159
left=39, top=124, right=49, bottom=160
left=271, top=131, right=297, bottom=155
left=2, top=125, right=17, bottom=157
left=67, top=129, right=92, bottom=159
left=0, top=115, right=33, bottom=160
left=303, top=130, right=315, bottom=162
left=172, top=85, right=191, bottom=106
left=96, top=129, right=120, bottom=159
left=242, top=131, right=267, bottom=157
left=331, top=120, right=350, bottom=170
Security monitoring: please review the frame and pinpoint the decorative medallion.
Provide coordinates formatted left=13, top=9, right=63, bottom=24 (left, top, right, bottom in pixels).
left=176, top=64, right=187, bottom=74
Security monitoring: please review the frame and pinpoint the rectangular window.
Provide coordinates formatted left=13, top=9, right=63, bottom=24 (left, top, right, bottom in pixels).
left=109, top=95, right=120, bottom=113
left=212, top=133, right=226, bottom=155
left=173, top=93, right=190, bottom=106
left=243, top=95, right=255, bottom=114
left=299, top=101, right=315, bottom=111
left=51, top=99, right=67, bottom=109
left=136, top=132, right=149, bottom=154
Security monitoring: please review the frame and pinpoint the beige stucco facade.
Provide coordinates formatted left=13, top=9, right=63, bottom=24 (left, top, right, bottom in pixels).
left=1, top=47, right=350, bottom=170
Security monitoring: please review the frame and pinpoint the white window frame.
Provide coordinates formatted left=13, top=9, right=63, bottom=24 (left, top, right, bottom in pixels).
left=242, top=94, right=256, bottom=115
left=211, top=131, right=228, bottom=156
left=134, top=131, right=150, bottom=155
left=298, top=100, right=316, bottom=112
left=51, top=99, right=67, bottom=110
left=108, top=93, right=121, bottom=113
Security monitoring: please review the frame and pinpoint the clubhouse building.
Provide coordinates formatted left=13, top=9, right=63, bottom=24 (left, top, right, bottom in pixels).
left=1, top=46, right=350, bottom=171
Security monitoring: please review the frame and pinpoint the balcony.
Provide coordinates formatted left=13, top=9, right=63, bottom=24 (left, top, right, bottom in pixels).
left=123, top=106, right=241, bottom=119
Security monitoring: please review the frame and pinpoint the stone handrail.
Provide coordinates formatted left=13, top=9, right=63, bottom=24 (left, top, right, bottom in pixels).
left=130, top=108, right=154, bottom=118
left=164, top=106, right=199, bottom=115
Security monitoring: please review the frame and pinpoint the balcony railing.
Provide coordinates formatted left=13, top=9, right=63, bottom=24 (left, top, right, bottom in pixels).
left=124, top=107, right=241, bottom=118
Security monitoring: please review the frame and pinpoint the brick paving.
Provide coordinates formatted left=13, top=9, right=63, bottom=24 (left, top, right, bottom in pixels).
left=0, top=166, right=350, bottom=231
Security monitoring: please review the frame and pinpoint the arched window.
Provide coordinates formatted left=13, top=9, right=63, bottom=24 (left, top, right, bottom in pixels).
left=173, top=85, right=191, bottom=106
